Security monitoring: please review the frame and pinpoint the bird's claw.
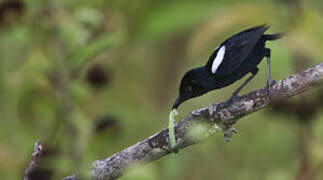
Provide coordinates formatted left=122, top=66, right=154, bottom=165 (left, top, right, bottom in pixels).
left=223, top=126, right=237, bottom=142
left=218, top=95, right=239, bottom=109
left=217, top=101, right=229, bottom=109
left=266, top=80, right=276, bottom=98
left=210, top=123, right=237, bottom=142
left=267, top=79, right=276, bottom=87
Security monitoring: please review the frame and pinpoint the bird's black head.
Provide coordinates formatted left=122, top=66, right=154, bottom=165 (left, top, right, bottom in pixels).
left=172, top=67, right=212, bottom=109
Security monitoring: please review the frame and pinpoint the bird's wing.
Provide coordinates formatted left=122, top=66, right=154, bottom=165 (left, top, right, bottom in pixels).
left=206, top=25, right=269, bottom=77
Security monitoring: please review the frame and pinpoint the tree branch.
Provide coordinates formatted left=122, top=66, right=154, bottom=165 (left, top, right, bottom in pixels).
left=70, top=63, right=323, bottom=180
left=24, top=141, right=43, bottom=180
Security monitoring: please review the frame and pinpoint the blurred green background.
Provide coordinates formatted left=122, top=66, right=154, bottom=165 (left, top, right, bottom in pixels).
left=0, top=0, right=323, bottom=179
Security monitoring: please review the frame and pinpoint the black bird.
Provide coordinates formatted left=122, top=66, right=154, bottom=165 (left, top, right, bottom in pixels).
left=169, top=25, right=283, bottom=152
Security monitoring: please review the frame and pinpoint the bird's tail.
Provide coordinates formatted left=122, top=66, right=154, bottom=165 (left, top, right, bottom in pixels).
left=264, top=33, right=284, bottom=41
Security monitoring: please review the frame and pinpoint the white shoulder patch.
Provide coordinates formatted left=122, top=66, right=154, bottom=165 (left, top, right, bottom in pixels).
left=211, top=45, right=226, bottom=74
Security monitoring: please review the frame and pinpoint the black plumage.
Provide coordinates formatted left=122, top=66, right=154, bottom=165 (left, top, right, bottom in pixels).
left=168, top=25, right=283, bottom=152
left=172, top=25, right=283, bottom=109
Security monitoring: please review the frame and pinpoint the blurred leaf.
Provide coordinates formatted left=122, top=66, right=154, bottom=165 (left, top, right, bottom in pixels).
left=121, top=164, right=157, bottom=180
left=58, top=15, right=90, bottom=49
left=73, top=7, right=103, bottom=28
left=69, top=32, right=124, bottom=68
left=138, top=1, right=217, bottom=39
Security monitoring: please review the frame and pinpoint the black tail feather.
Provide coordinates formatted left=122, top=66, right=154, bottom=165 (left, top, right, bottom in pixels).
left=264, top=33, right=284, bottom=41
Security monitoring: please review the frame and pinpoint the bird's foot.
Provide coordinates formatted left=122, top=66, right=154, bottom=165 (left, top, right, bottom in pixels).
left=266, top=80, right=276, bottom=98
left=223, top=125, right=238, bottom=142
left=267, top=79, right=276, bottom=87
left=209, top=123, right=237, bottom=142
left=218, top=95, right=239, bottom=109
left=218, top=101, right=231, bottom=109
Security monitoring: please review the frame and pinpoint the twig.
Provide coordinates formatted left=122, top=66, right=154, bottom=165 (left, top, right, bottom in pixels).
left=24, top=141, right=43, bottom=180
left=65, top=63, right=323, bottom=180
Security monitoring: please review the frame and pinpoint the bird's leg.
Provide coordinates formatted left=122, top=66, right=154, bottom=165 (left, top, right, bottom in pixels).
left=219, top=68, right=259, bottom=108
left=265, top=48, right=276, bottom=97
left=218, top=69, right=258, bottom=141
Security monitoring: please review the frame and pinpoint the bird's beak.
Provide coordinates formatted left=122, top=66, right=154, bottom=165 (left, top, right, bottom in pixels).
left=172, top=96, right=187, bottom=110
